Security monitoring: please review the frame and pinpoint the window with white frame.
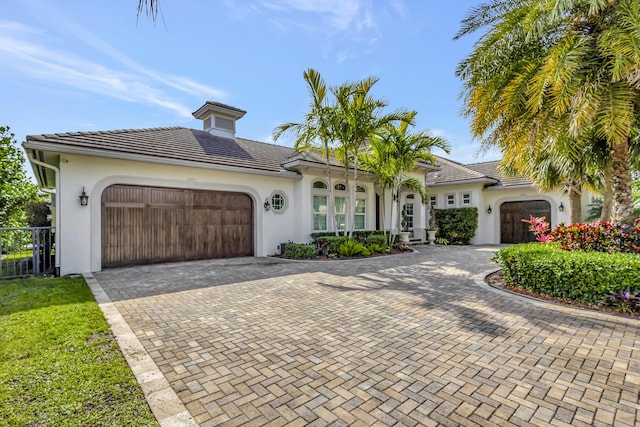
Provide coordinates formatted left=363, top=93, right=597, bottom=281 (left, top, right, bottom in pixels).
left=313, top=195, right=327, bottom=231
left=461, top=192, right=471, bottom=206
left=312, top=180, right=328, bottom=231
left=333, top=182, right=347, bottom=231
left=355, top=186, right=367, bottom=230
left=430, top=195, right=437, bottom=207
left=270, top=192, right=287, bottom=213
left=335, top=197, right=346, bottom=231
left=446, top=193, right=455, bottom=207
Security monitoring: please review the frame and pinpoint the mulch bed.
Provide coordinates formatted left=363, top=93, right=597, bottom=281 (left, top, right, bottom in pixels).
left=486, top=270, right=640, bottom=319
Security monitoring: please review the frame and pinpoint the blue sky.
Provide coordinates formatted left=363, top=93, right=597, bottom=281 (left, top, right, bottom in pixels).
left=1, top=0, right=499, bottom=166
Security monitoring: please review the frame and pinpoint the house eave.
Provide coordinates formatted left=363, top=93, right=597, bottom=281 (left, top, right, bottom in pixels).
left=427, top=178, right=497, bottom=187
left=22, top=140, right=302, bottom=180
left=484, top=183, right=534, bottom=191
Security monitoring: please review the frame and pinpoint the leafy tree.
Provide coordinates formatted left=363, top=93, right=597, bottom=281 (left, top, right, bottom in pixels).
left=456, top=0, right=640, bottom=227
left=0, top=126, right=38, bottom=227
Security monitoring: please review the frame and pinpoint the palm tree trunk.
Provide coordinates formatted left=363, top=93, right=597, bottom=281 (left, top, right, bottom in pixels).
left=611, top=139, right=635, bottom=227
left=324, top=145, right=338, bottom=236
left=350, top=152, right=359, bottom=238
left=569, top=182, right=582, bottom=224
left=343, top=162, right=350, bottom=237
left=600, top=162, right=613, bottom=222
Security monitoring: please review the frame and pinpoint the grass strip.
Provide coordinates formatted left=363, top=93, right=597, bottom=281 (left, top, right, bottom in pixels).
left=0, top=276, right=158, bottom=426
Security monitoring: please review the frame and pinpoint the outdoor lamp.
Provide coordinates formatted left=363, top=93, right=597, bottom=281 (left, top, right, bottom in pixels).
left=264, top=199, right=271, bottom=211
left=79, top=187, right=89, bottom=206
left=559, top=202, right=564, bottom=212
left=487, top=205, right=492, bottom=214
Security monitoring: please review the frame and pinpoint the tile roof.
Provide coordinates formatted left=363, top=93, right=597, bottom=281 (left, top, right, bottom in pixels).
left=465, top=160, right=532, bottom=187
left=428, top=156, right=532, bottom=188
left=26, top=127, right=295, bottom=173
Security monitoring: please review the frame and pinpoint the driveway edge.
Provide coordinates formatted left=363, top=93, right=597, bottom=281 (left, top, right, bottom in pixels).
left=83, top=273, right=198, bottom=427
left=474, top=269, right=640, bottom=324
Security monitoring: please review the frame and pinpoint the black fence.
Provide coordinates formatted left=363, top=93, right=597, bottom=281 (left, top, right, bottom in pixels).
left=0, top=227, right=54, bottom=279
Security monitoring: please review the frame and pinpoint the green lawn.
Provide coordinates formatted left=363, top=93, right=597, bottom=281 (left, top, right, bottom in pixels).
left=0, top=277, right=158, bottom=426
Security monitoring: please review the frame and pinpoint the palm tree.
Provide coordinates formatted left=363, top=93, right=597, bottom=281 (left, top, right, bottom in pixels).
left=456, top=0, right=640, bottom=227
left=331, top=77, right=411, bottom=236
left=364, top=112, right=450, bottom=244
left=273, top=69, right=339, bottom=235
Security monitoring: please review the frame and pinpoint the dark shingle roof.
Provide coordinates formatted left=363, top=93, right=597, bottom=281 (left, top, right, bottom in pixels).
left=428, top=156, right=532, bottom=188
left=26, top=127, right=295, bottom=173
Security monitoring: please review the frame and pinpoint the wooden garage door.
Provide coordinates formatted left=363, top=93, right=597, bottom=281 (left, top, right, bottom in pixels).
left=500, top=200, right=551, bottom=244
left=101, top=185, right=253, bottom=268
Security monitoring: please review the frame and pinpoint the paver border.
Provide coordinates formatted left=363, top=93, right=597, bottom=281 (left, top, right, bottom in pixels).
left=474, top=268, right=640, bottom=325
left=83, top=273, right=198, bottom=427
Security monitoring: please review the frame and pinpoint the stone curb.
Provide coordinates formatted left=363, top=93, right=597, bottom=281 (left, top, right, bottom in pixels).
left=83, top=273, right=198, bottom=427
left=474, top=268, right=640, bottom=324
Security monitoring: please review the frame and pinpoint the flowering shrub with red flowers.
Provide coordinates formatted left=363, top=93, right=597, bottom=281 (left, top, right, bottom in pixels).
left=550, top=220, right=640, bottom=254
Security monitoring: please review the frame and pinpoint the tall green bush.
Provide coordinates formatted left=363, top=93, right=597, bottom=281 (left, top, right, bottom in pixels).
left=495, top=243, right=640, bottom=304
left=434, top=208, right=478, bottom=244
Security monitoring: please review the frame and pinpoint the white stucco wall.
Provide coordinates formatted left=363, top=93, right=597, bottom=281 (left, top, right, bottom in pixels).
left=428, top=183, right=586, bottom=245
left=57, top=153, right=302, bottom=274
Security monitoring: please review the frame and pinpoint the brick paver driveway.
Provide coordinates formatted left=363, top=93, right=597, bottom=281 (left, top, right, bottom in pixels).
left=94, top=245, right=640, bottom=426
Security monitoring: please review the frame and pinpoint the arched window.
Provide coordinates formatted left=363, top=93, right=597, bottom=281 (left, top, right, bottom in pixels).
left=334, top=183, right=346, bottom=191
left=313, top=181, right=327, bottom=189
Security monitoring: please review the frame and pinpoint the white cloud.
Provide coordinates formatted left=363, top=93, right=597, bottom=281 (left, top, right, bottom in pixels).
left=0, top=19, right=227, bottom=117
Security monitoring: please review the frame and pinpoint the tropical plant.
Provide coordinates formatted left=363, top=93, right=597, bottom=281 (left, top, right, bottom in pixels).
left=362, top=111, right=450, bottom=244
left=331, top=77, right=411, bottom=237
left=274, top=69, right=339, bottom=235
left=338, top=239, right=370, bottom=257
left=456, top=0, right=640, bottom=228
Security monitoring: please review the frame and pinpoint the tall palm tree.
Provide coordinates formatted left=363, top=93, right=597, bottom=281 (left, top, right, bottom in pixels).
left=273, top=69, right=339, bottom=235
left=331, top=77, right=411, bottom=236
left=364, top=112, right=450, bottom=243
left=456, top=0, right=640, bottom=227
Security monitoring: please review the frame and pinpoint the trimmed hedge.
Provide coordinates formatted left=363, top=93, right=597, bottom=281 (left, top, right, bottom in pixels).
left=311, top=232, right=392, bottom=256
left=310, top=230, right=394, bottom=244
left=434, top=208, right=478, bottom=245
left=283, top=243, right=315, bottom=260
left=495, top=243, right=640, bottom=304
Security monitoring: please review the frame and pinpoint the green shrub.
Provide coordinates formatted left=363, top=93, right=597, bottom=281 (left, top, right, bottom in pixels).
left=366, top=234, right=388, bottom=246
left=311, top=230, right=392, bottom=245
left=313, top=236, right=349, bottom=256
left=338, top=239, right=371, bottom=257
left=434, top=208, right=478, bottom=245
left=495, top=243, right=640, bottom=304
left=283, top=243, right=315, bottom=260
left=367, top=243, right=388, bottom=254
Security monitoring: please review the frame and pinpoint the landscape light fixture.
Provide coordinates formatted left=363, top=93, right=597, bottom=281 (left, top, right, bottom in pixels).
left=79, top=187, right=89, bottom=206
left=559, top=202, right=564, bottom=212
left=487, top=205, right=492, bottom=214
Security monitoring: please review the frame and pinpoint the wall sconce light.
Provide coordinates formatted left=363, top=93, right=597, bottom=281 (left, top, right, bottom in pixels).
left=79, top=187, right=89, bottom=206
left=559, top=202, right=564, bottom=212
left=487, top=205, right=492, bottom=214
left=263, top=199, right=271, bottom=211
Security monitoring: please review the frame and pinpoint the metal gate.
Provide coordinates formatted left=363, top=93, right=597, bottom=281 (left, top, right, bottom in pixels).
left=0, top=227, right=54, bottom=279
